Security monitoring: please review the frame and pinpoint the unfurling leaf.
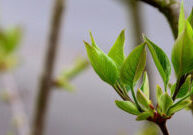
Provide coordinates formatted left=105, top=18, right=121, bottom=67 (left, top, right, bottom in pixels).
left=159, top=93, right=173, bottom=114
left=108, top=30, right=125, bottom=69
left=178, top=0, right=185, bottom=36
left=143, top=36, right=171, bottom=89
left=84, top=41, right=118, bottom=85
left=176, top=75, right=191, bottom=98
left=171, top=21, right=193, bottom=77
left=141, top=72, right=149, bottom=99
left=137, top=89, right=151, bottom=111
left=168, top=99, right=192, bottom=116
left=5, top=27, right=21, bottom=53
left=120, top=43, right=146, bottom=87
left=170, top=83, right=176, bottom=97
left=115, top=100, right=140, bottom=115
left=188, top=8, right=193, bottom=28
left=136, top=111, right=153, bottom=121
left=156, top=85, right=163, bottom=101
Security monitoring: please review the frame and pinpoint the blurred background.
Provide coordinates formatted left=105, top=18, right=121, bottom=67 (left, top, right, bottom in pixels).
left=0, top=0, right=193, bottom=135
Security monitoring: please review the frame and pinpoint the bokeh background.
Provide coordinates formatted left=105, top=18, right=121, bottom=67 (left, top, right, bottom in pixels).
left=0, top=0, right=193, bottom=135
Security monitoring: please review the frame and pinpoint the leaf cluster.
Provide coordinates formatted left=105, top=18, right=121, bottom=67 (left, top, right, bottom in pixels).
left=84, top=0, right=193, bottom=125
left=0, top=27, right=21, bottom=71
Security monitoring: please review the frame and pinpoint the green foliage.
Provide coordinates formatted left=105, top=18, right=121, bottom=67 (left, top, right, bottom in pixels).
left=108, top=30, right=125, bottom=69
left=84, top=40, right=118, bottom=85
left=176, top=75, right=191, bottom=98
left=167, top=99, right=192, bottom=116
left=156, top=85, right=163, bottom=101
left=136, top=111, right=153, bottom=121
left=143, top=35, right=171, bottom=90
left=172, top=21, right=193, bottom=77
left=159, top=93, right=173, bottom=114
left=136, top=89, right=151, bottom=111
left=120, top=43, right=146, bottom=87
left=0, top=27, right=21, bottom=71
left=188, top=8, right=193, bottom=28
left=140, top=72, right=149, bottom=99
left=84, top=11, right=193, bottom=123
left=55, top=57, right=89, bottom=91
left=115, top=100, right=140, bottom=115
left=178, top=0, right=185, bottom=36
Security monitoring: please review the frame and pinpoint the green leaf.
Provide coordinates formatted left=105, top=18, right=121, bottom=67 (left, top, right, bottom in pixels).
left=156, top=85, right=163, bottom=101
left=176, top=75, right=191, bottom=98
left=167, top=99, right=192, bottom=116
left=120, top=43, right=146, bottom=87
left=159, top=93, right=173, bottom=114
left=170, top=83, right=176, bottom=97
left=188, top=8, right=193, bottom=28
left=143, top=36, right=171, bottom=89
left=136, top=111, right=153, bottom=121
left=178, top=0, right=186, bottom=36
left=84, top=41, right=118, bottom=85
left=141, top=72, right=149, bottom=99
left=172, top=21, right=193, bottom=77
left=137, top=89, right=151, bottom=111
left=115, top=100, right=140, bottom=115
left=108, top=30, right=125, bottom=69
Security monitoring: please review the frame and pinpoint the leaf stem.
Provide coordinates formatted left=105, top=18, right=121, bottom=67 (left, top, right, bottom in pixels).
left=131, top=86, right=142, bottom=111
left=113, top=84, right=131, bottom=101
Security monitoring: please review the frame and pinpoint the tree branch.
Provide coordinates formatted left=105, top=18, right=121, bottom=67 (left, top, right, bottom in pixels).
left=1, top=73, right=30, bottom=135
left=31, top=0, right=65, bottom=135
left=138, top=0, right=180, bottom=39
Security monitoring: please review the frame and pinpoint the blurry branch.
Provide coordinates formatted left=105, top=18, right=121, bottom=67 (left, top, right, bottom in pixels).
left=53, top=57, right=89, bottom=91
left=1, top=73, right=30, bottom=135
left=32, top=0, right=65, bottom=135
left=137, top=0, right=180, bottom=39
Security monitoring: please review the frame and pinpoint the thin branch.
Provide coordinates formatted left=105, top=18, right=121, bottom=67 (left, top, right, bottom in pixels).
left=157, top=121, right=169, bottom=135
left=1, top=73, right=30, bottom=135
left=138, top=0, right=180, bottom=39
left=31, top=0, right=65, bottom=135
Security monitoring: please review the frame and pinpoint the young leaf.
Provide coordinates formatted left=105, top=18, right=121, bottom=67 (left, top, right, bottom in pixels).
left=178, top=0, right=185, bottom=36
left=137, top=89, right=151, bottom=111
left=120, top=43, right=146, bottom=87
left=143, top=36, right=171, bottom=89
left=115, top=100, right=140, bottom=115
left=188, top=8, right=193, bottom=28
left=136, top=111, right=153, bottom=121
left=108, top=30, right=125, bottom=69
left=84, top=41, right=118, bottom=85
left=141, top=72, right=149, bottom=99
left=167, top=99, right=192, bottom=116
left=159, top=93, right=173, bottom=114
left=156, top=85, right=163, bottom=101
left=5, top=27, right=21, bottom=53
left=172, top=21, right=193, bottom=77
left=170, top=83, right=176, bottom=97
left=176, top=75, right=191, bottom=98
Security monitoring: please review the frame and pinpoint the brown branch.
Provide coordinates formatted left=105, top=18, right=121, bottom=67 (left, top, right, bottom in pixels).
left=157, top=120, right=169, bottom=135
left=31, top=0, right=65, bottom=135
left=138, top=0, right=180, bottom=39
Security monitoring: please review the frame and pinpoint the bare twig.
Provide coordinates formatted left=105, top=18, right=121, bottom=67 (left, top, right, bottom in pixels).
left=31, top=0, right=65, bottom=135
left=1, top=73, right=30, bottom=135
left=137, top=0, right=180, bottom=39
